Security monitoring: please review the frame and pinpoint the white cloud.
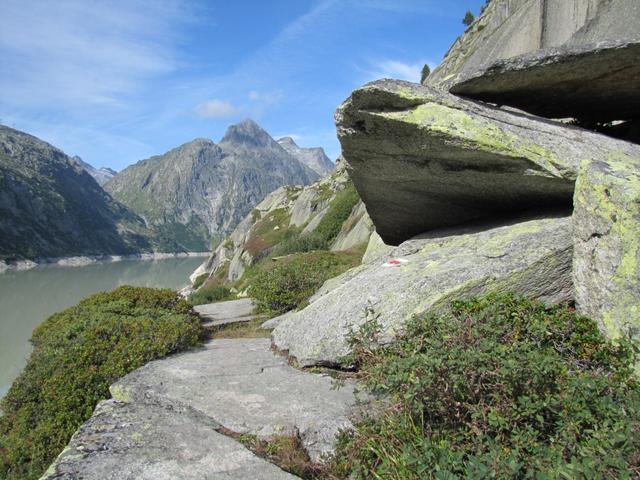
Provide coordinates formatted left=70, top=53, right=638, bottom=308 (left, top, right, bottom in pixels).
left=364, top=59, right=435, bottom=83
left=0, top=0, right=194, bottom=109
left=194, top=99, right=239, bottom=118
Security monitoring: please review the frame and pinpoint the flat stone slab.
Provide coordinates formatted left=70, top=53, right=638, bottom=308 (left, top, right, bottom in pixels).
left=336, top=79, right=637, bottom=245
left=273, top=215, right=573, bottom=367
left=41, top=399, right=297, bottom=480
left=450, top=40, right=640, bottom=122
left=194, top=298, right=256, bottom=326
left=111, top=338, right=360, bottom=462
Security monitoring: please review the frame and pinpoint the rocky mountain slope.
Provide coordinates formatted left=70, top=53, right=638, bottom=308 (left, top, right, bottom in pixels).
left=105, top=120, right=320, bottom=252
left=276, top=136, right=334, bottom=176
left=0, top=125, right=151, bottom=262
left=189, top=158, right=374, bottom=289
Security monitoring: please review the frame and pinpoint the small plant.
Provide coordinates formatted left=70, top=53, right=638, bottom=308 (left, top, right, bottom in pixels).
left=331, top=293, right=640, bottom=479
left=0, top=286, right=202, bottom=480
left=463, top=10, right=475, bottom=26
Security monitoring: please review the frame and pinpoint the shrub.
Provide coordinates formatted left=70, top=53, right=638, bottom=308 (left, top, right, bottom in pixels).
left=189, top=282, right=234, bottom=305
left=0, top=286, right=202, bottom=480
left=332, top=294, right=640, bottom=479
left=250, top=251, right=361, bottom=315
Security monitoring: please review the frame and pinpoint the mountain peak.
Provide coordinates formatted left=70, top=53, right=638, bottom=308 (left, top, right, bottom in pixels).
left=220, top=119, right=274, bottom=147
left=277, top=136, right=298, bottom=148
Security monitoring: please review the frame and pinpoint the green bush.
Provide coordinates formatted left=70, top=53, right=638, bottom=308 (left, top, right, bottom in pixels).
left=250, top=251, right=361, bottom=315
left=189, top=282, right=234, bottom=305
left=332, top=294, right=640, bottom=479
left=0, top=286, right=202, bottom=480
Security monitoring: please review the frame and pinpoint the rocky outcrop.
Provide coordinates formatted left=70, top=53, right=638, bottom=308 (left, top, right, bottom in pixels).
left=277, top=137, right=334, bottom=176
left=362, top=231, right=393, bottom=264
left=0, top=125, right=152, bottom=262
left=450, top=39, right=640, bottom=122
left=330, top=201, right=374, bottom=252
left=41, top=399, right=297, bottom=480
left=273, top=215, right=573, bottom=367
left=573, top=152, right=640, bottom=340
left=105, top=120, right=319, bottom=252
left=428, top=0, right=640, bottom=90
left=335, top=79, right=637, bottom=245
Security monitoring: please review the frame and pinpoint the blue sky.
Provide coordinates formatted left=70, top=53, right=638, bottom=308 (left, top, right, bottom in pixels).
left=0, top=0, right=485, bottom=171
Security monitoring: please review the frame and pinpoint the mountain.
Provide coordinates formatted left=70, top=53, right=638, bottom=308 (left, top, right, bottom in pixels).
left=105, top=119, right=320, bottom=252
left=70, top=156, right=116, bottom=186
left=276, top=136, right=334, bottom=176
left=0, top=125, right=151, bottom=261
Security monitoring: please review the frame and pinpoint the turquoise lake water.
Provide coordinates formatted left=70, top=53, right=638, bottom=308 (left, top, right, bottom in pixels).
left=0, top=257, right=204, bottom=399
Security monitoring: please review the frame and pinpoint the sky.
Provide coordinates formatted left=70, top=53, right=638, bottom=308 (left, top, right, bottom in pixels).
left=0, top=0, right=486, bottom=171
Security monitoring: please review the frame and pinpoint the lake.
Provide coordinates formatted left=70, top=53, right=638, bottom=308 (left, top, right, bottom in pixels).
left=0, top=256, right=205, bottom=399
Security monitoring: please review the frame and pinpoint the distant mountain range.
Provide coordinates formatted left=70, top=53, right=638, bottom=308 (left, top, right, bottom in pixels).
left=105, top=119, right=327, bottom=251
left=276, top=136, right=334, bottom=176
left=0, top=120, right=333, bottom=260
left=0, top=125, right=151, bottom=261
left=71, top=156, right=117, bottom=186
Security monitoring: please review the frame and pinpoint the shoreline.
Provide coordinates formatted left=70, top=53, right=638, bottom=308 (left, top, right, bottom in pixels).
left=0, top=252, right=211, bottom=273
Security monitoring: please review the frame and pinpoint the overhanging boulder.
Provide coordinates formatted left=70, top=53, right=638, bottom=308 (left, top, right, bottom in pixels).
left=573, top=151, right=640, bottom=340
left=272, top=215, right=573, bottom=367
left=336, top=79, right=634, bottom=245
left=450, top=40, right=640, bottom=122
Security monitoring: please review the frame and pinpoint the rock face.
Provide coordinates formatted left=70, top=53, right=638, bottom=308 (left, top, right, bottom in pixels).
left=335, top=79, right=636, bottom=245
left=450, top=39, right=640, bottom=122
left=110, top=339, right=360, bottom=462
left=277, top=136, right=334, bottom=176
left=0, top=125, right=151, bottom=261
left=428, top=0, right=640, bottom=90
left=105, top=120, right=319, bottom=252
left=41, top=399, right=297, bottom=480
left=273, top=215, right=573, bottom=367
left=573, top=152, right=640, bottom=340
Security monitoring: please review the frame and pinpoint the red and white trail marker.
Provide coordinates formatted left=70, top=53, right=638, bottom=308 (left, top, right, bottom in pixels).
left=382, top=258, right=408, bottom=268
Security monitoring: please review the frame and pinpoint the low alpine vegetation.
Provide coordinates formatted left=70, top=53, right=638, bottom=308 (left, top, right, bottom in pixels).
left=0, top=286, right=202, bottom=480
left=250, top=250, right=361, bottom=315
left=332, top=294, right=640, bottom=479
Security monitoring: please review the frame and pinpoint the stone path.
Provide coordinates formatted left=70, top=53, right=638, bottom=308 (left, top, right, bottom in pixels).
left=193, top=298, right=259, bottom=327
left=42, top=304, right=362, bottom=479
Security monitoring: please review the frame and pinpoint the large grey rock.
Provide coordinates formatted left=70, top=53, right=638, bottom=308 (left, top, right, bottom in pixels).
left=573, top=151, right=640, bottom=340
left=451, top=40, right=640, bottom=122
left=428, top=0, right=640, bottom=90
left=41, top=399, right=297, bottom=480
left=330, top=201, right=374, bottom=252
left=362, top=231, right=393, bottom=264
left=111, top=338, right=360, bottom=462
left=336, top=79, right=636, bottom=245
left=272, top=215, right=573, bottom=367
